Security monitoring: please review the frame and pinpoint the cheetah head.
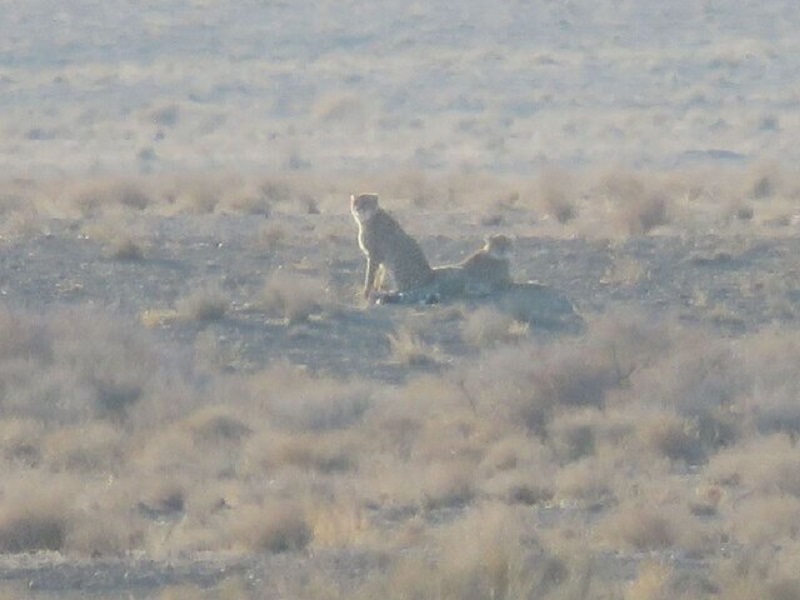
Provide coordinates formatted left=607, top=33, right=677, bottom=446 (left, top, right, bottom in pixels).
left=350, top=193, right=380, bottom=222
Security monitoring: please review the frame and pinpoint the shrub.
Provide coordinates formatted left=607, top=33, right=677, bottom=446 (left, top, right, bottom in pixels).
left=72, top=180, right=151, bottom=216
left=461, top=307, right=520, bottom=348
left=42, top=422, right=126, bottom=472
left=108, top=237, right=145, bottom=261
left=387, top=327, right=441, bottom=368
left=639, top=411, right=706, bottom=464
left=181, top=407, right=253, bottom=455
left=599, top=499, right=709, bottom=554
left=235, top=503, right=312, bottom=553
left=0, top=477, right=72, bottom=553
left=260, top=376, right=372, bottom=432
left=420, top=461, right=476, bottom=511
left=601, top=170, right=671, bottom=235
left=262, top=272, right=327, bottom=324
left=0, top=307, right=161, bottom=425
left=538, top=167, right=577, bottom=224
left=176, top=286, right=228, bottom=322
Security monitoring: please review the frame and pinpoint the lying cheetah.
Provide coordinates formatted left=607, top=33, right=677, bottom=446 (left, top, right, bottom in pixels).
left=459, top=234, right=514, bottom=296
left=350, top=193, right=434, bottom=299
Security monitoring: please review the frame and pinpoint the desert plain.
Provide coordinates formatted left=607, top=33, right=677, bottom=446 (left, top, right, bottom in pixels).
left=2, top=1, right=800, bottom=598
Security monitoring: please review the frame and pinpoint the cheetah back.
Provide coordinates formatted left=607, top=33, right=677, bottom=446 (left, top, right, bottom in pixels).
left=361, top=210, right=433, bottom=291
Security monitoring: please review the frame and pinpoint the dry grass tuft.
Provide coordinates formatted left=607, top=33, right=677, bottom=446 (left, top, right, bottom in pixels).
left=554, top=456, right=616, bottom=505
left=387, top=327, right=441, bottom=368
left=737, top=330, right=800, bottom=438
left=461, top=306, right=523, bottom=347
left=0, top=510, right=66, bottom=553
left=235, top=502, right=312, bottom=554
left=253, top=369, right=372, bottom=432
left=480, top=434, right=553, bottom=475
left=136, top=479, right=187, bottom=519
left=228, top=189, right=273, bottom=216
left=0, top=304, right=52, bottom=363
left=456, top=345, right=553, bottom=434
left=531, top=336, right=634, bottom=410
left=0, top=418, right=43, bottom=467
left=599, top=498, right=708, bottom=553
left=67, top=504, right=141, bottom=558
left=72, top=180, right=151, bottom=216
left=601, top=170, right=671, bottom=235
left=176, top=286, right=229, bottom=322
left=628, top=330, right=743, bottom=451
left=602, top=255, right=649, bottom=286
left=707, top=435, right=800, bottom=497
left=107, top=236, right=146, bottom=261
left=170, top=178, right=223, bottom=214
left=746, top=161, right=782, bottom=200
left=0, top=307, right=162, bottom=425
left=0, top=477, right=73, bottom=552
left=184, top=407, right=253, bottom=445
left=602, top=505, right=677, bottom=551
left=728, top=494, right=800, bottom=546
left=262, top=271, right=327, bottom=324
left=42, top=422, right=126, bottom=472
left=433, top=506, right=529, bottom=600
left=421, top=461, right=476, bottom=510
left=478, top=437, right=556, bottom=505
left=248, top=432, right=358, bottom=474
left=256, top=223, right=287, bottom=253
left=548, top=409, right=602, bottom=463
left=308, top=497, right=370, bottom=548
left=82, top=219, right=149, bottom=263
left=472, top=315, right=669, bottom=432
left=258, top=178, right=294, bottom=204
left=359, top=505, right=601, bottom=600
left=712, top=544, right=800, bottom=600
left=639, top=411, right=706, bottom=464
left=627, top=561, right=673, bottom=600
left=537, top=167, right=578, bottom=224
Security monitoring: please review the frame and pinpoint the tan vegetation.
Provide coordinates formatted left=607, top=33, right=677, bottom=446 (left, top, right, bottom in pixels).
left=176, top=285, right=229, bottom=322
left=261, top=271, right=329, bottom=324
left=0, top=282, right=798, bottom=595
left=4, top=165, right=800, bottom=241
left=3, top=0, right=800, bottom=594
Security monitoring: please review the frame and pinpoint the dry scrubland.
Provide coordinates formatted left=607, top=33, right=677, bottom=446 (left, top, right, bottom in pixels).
left=4, top=0, right=800, bottom=598
left=0, top=168, right=800, bottom=599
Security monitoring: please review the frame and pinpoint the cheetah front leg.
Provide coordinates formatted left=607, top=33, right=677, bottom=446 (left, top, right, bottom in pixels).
left=363, top=256, right=379, bottom=299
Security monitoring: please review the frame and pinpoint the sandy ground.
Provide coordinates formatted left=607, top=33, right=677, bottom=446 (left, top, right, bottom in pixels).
left=1, top=210, right=797, bottom=382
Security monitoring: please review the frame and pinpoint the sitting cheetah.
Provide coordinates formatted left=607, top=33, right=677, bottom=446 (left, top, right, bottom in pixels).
left=350, top=193, right=434, bottom=300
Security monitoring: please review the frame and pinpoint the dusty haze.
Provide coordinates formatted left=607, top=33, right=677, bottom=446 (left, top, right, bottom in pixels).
left=1, top=2, right=800, bottom=599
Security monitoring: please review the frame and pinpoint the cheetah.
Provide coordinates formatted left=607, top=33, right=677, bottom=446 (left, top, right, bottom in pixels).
left=350, top=193, right=434, bottom=300
left=379, top=234, right=514, bottom=305
left=427, top=234, right=514, bottom=299
left=459, top=234, right=514, bottom=296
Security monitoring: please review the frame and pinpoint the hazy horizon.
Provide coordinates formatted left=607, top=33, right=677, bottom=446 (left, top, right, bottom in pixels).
left=2, top=0, right=799, bottom=177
